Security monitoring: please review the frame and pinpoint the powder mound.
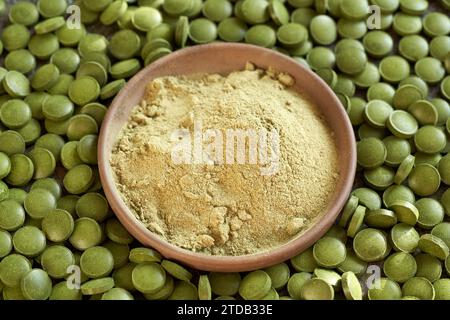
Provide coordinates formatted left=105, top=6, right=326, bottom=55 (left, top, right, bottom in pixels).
left=111, top=67, right=340, bottom=256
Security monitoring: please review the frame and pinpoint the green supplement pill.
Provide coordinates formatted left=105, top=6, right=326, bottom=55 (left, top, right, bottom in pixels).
left=161, top=260, right=193, bottom=282
left=41, top=209, right=74, bottom=242
left=353, top=228, right=388, bottom=262
left=198, top=275, right=212, bottom=300
left=69, top=217, right=102, bottom=251
left=239, top=270, right=271, bottom=300
left=402, top=277, right=435, bottom=300
left=287, top=272, right=311, bottom=299
left=208, top=272, right=241, bottom=296
left=41, top=245, right=75, bottom=279
left=132, top=262, right=166, bottom=294
left=12, top=226, right=46, bottom=257
left=313, top=237, right=346, bottom=267
left=80, top=246, right=114, bottom=278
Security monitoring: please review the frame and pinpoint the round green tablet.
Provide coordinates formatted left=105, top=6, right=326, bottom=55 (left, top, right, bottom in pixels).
left=143, top=274, right=174, bottom=300
left=351, top=188, right=381, bottom=210
left=78, top=34, right=109, bottom=57
left=402, top=277, right=435, bottom=300
left=112, top=262, right=136, bottom=292
left=364, top=100, right=393, bottom=128
left=337, top=19, right=368, bottom=39
left=9, top=1, right=39, bottom=26
left=367, top=82, right=395, bottom=104
left=20, top=268, right=52, bottom=300
left=132, top=262, right=166, bottom=294
left=338, top=196, right=359, bottom=228
left=383, top=252, right=417, bottom=283
left=409, top=101, right=438, bottom=127
left=131, top=7, right=162, bottom=32
left=69, top=217, right=102, bottom=251
left=13, top=226, right=46, bottom=257
left=189, top=18, right=218, bottom=44
left=357, top=138, right=386, bottom=169
left=269, top=0, right=289, bottom=25
left=5, top=49, right=36, bottom=74
left=365, top=209, right=397, bottom=229
left=415, top=253, right=442, bottom=283
left=241, top=0, right=269, bottom=24
left=61, top=141, right=83, bottom=170
left=56, top=24, right=86, bottom=47
left=81, top=277, right=115, bottom=295
left=306, top=47, right=336, bottom=71
left=56, top=195, right=79, bottom=217
left=129, top=247, right=162, bottom=263
left=379, top=56, right=410, bottom=83
left=418, top=234, right=449, bottom=261
left=202, top=0, right=232, bottom=22
left=24, top=188, right=56, bottom=220
left=30, top=179, right=61, bottom=201
left=0, top=99, right=31, bottom=129
left=3, top=71, right=30, bottom=98
left=63, top=164, right=94, bottom=194
left=41, top=208, right=74, bottom=242
left=286, top=272, right=311, bottom=299
left=105, top=218, right=134, bottom=245
left=432, top=222, right=450, bottom=249
left=434, top=279, right=450, bottom=300
left=309, top=15, right=337, bottom=45
left=415, top=57, right=445, bottom=84
left=207, top=272, right=240, bottom=296
left=80, top=246, right=114, bottom=278
left=408, top=164, right=441, bottom=196
left=300, top=278, right=334, bottom=300
left=353, top=228, right=387, bottom=262
left=398, top=35, right=429, bottom=62
left=367, top=278, right=402, bottom=300
left=341, top=271, right=362, bottom=300
left=277, top=23, right=308, bottom=48
left=6, top=154, right=34, bottom=187
left=364, top=165, right=395, bottom=190
left=1, top=24, right=30, bottom=51
left=245, top=25, right=277, bottom=48
left=41, top=245, right=75, bottom=279
left=217, top=17, right=248, bottom=42
left=393, top=154, right=414, bottom=185
left=313, top=237, right=346, bottom=267
left=100, top=79, right=126, bottom=100
left=168, top=280, right=198, bottom=300
left=239, top=270, right=271, bottom=300
left=400, top=76, right=429, bottom=98
left=28, top=33, right=60, bottom=60
left=17, top=119, right=42, bottom=145
left=161, top=260, right=193, bottom=282
left=109, top=30, right=141, bottom=60
left=28, top=147, right=56, bottom=179
left=37, top=0, right=66, bottom=17
left=386, top=110, right=419, bottom=139
left=34, top=16, right=66, bottom=35
left=102, top=288, right=134, bottom=300
left=363, top=31, right=393, bottom=58
left=76, top=192, right=108, bottom=222
left=0, top=130, right=25, bottom=158
left=50, top=281, right=82, bottom=300
left=68, top=77, right=100, bottom=106
left=0, top=253, right=31, bottom=288
left=290, top=247, right=319, bottom=272
left=67, top=114, right=99, bottom=141
left=197, top=275, right=212, bottom=301
left=430, top=36, right=450, bottom=62
left=383, top=136, right=412, bottom=167
left=423, top=12, right=450, bottom=37
left=0, top=199, right=25, bottom=231
left=393, top=85, right=423, bottom=110
left=31, top=64, right=60, bottom=91
left=110, top=58, right=141, bottom=79
left=336, top=47, right=367, bottom=75
left=175, top=16, right=189, bottom=48
left=415, top=198, right=444, bottom=229
left=350, top=63, right=380, bottom=88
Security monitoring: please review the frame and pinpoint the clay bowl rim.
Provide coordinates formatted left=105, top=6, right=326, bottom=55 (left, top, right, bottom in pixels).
left=98, top=43, right=356, bottom=272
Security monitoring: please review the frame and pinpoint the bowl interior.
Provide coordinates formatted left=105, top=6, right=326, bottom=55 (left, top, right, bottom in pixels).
left=98, top=43, right=356, bottom=272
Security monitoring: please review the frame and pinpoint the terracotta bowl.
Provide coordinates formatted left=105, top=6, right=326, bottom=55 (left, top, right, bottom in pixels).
left=98, top=43, right=356, bottom=272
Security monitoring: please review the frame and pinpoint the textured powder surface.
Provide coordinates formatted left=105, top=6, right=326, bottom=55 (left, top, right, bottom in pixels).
left=110, top=67, right=340, bottom=256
